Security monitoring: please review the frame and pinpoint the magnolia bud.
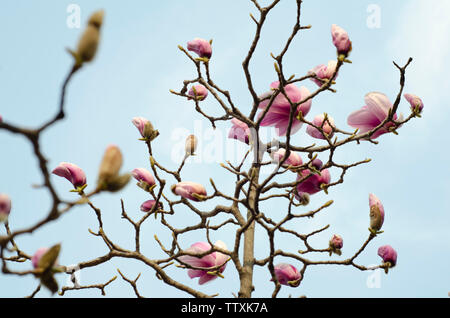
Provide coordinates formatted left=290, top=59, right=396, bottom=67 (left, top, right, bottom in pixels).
left=331, top=24, right=352, bottom=56
left=132, top=117, right=159, bottom=141
left=187, top=38, right=212, bottom=59
left=97, top=145, right=130, bottom=192
left=378, top=245, right=397, bottom=268
left=32, top=244, right=61, bottom=294
left=140, top=200, right=163, bottom=213
left=0, top=194, right=11, bottom=223
left=188, top=85, right=208, bottom=101
left=329, top=234, right=343, bottom=256
left=306, top=114, right=336, bottom=139
left=171, top=181, right=207, bottom=202
left=273, top=263, right=301, bottom=287
left=52, top=162, right=87, bottom=190
left=185, top=134, right=198, bottom=156
left=132, top=168, right=155, bottom=192
left=71, top=10, right=104, bottom=66
left=369, top=193, right=385, bottom=232
left=403, top=93, right=424, bottom=114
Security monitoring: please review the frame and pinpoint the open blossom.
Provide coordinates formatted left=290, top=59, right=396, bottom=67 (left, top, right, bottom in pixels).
left=171, top=181, right=207, bottom=201
left=178, top=241, right=228, bottom=285
left=295, top=159, right=330, bottom=197
left=188, top=84, right=208, bottom=101
left=228, top=118, right=251, bottom=144
left=378, top=245, right=397, bottom=266
left=0, top=194, right=11, bottom=223
left=140, top=200, right=163, bottom=212
left=308, top=60, right=338, bottom=87
left=331, top=24, right=352, bottom=56
left=258, top=81, right=312, bottom=136
left=270, top=148, right=303, bottom=168
left=273, top=263, right=301, bottom=287
left=52, top=162, right=87, bottom=189
left=369, top=193, right=385, bottom=232
left=404, top=93, right=424, bottom=113
left=187, top=38, right=212, bottom=59
left=306, top=114, right=336, bottom=139
left=347, top=92, right=400, bottom=139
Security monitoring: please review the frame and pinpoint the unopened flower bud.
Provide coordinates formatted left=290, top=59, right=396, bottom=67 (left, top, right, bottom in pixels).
left=0, top=194, right=11, bottom=223
left=71, top=10, right=104, bottom=66
left=32, top=248, right=49, bottom=269
left=329, top=234, right=343, bottom=256
left=270, top=148, right=303, bottom=168
left=188, top=85, right=208, bottom=101
left=171, top=181, right=207, bottom=202
left=52, top=162, right=87, bottom=190
left=185, top=134, right=198, bottom=156
left=306, top=114, right=336, bottom=139
left=97, top=145, right=130, bottom=192
left=140, top=200, right=163, bottom=213
left=187, top=38, right=212, bottom=59
left=132, top=168, right=155, bottom=192
left=132, top=117, right=158, bottom=140
left=308, top=60, right=338, bottom=87
left=31, top=244, right=61, bottom=294
left=228, top=118, right=251, bottom=144
left=403, top=93, right=424, bottom=114
left=272, top=263, right=301, bottom=287
left=378, top=245, right=397, bottom=267
left=331, top=24, right=352, bottom=56
left=369, top=193, right=385, bottom=232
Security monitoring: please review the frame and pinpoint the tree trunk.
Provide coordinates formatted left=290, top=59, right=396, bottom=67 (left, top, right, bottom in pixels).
left=238, top=166, right=259, bottom=298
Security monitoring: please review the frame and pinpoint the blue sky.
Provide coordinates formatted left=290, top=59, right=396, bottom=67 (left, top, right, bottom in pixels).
left=0, top=0, right=449, bottom=298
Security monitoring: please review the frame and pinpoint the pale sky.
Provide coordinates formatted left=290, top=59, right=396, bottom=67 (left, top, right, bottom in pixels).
left=0, top=0, right=449, bottom=297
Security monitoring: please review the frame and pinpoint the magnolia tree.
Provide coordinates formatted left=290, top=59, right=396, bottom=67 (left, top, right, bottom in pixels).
left=0, top=1, right=424, bottom=298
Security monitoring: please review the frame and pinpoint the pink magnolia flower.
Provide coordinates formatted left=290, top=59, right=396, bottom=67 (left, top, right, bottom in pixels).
left=308, top=60, right=338, bottom=87
left=273, top=263, right=301, bottom=287
left=331, top=24, right=352, bottom=56
left=132, top=117, right=151, bottom=138
left=140, top=200, right=163, bottom=213
left=187, top=38, right=212, bottom=59
left=295, top=159, right=331, bottom=197
left=0, top=115, right=3, bottom=122
left=404, top=93, right=424, bottom=113
left=52, top=162, right=87, bottom=189
left=378, top=245, right=397, bottom=266
left=188, top=84, right=208, bottom=101
left=228, top=118, right=251, bottom=145
left=329, top=234, right=343, bottom=250
left=0, top=194, right=11, bottom=223
left=178, top=241, right=228, bottom=285
left=258, top=81, right=312, bottom=136
left=132, top=168, right=155, bottom=187
left=171, top=181, right=207, bottom=201
left=369, top=193, right=385, bottom=232
left=347, top=92, right=400, bottom=139
left=31, top=247, right=49, bottom=269
left=306, top=114, right=336, bottom=139
left=270, top=148, right=303, bottom=168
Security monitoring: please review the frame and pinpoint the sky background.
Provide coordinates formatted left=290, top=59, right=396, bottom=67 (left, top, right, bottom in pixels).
left=0, top=0, right=449, bottom=298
